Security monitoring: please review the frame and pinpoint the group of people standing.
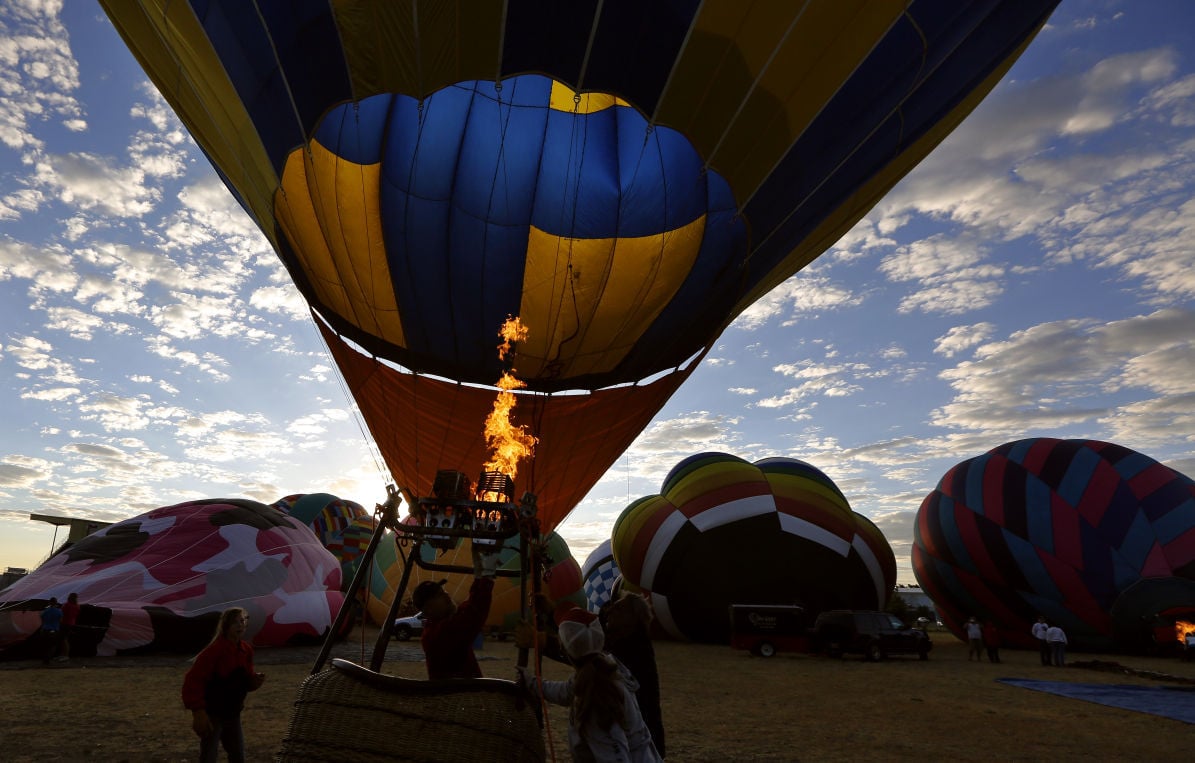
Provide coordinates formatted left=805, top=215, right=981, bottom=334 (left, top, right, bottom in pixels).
left=1032, top=614, right=1069, bottom=666
left=963, top=616, right=1004, bottom=663
left=964, top=614, right=1069, bottom=666
left=37, top=592, right=79, bottom=664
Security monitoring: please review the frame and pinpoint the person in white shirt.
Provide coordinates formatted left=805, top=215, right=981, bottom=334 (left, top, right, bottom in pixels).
left=964, top=617, right=983, bottom=662
left=1031, top=615, right=1050, bottom=666
left=1045, top=624, right=1068, bottom=667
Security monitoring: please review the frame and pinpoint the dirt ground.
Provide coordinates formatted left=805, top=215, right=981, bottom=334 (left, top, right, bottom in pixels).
left=3, top=629, right=1194, bottom=761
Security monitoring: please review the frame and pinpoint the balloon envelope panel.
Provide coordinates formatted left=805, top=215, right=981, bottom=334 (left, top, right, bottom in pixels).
left=612, top=453, right=895, bottom=642
left=912, top=438, right=1195, bottom=651
left=0, top=499, right=343, bottom=655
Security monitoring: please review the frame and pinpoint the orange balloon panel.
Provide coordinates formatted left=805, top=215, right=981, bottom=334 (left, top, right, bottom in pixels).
left=319, top=319, right=697, bottom=531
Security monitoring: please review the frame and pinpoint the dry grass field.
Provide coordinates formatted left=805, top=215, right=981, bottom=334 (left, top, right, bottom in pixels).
left=3, top=629, right=1194, bottom=761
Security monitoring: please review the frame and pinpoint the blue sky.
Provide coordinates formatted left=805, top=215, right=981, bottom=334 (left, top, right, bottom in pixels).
left=2, top=1, right=1194, bottom=585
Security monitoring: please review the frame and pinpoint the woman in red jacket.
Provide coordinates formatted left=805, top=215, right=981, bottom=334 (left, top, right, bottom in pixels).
left=182, top=608, right=266, bottom=763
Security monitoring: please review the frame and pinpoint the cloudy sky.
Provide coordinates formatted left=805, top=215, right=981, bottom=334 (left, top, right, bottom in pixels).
left=2, top=1, right=1194, bottom=585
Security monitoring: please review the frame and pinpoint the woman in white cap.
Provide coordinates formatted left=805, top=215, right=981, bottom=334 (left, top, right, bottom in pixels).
left=522, top=602, right=662, bottom=762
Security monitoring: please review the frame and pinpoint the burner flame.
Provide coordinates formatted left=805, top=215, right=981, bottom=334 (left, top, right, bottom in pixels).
left=483, top=317, right=537, bottom=483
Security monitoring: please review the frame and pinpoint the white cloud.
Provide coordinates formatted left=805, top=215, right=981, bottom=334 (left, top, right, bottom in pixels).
left=20, top=386, right=79, bottom=402
left=251, top=285, right=309, bottom=320
left=757, top=361, right=875, bottom=407
left=0, top=2, right=83, bottom=153
left=866, top=47, right=1187, bottom=247
left=879, top=236, right=1003, bottom=315
left=34, top=151, right=159, bottom=217
left=42, top=305, right=107, bottom=339
left=127, top=86, right=189, bottom=179
left=287, top=409, right=349, bottom=438
left=934, top=323, right=995, bottom=358
left=1144, top=73, right=1195, bottom=127
left=0, top=454, right=54, bottom=487
left=145, top=337, right=231, bottom=381
left=77, top=392, right=149, bottom=432
left=147, top=291, right=244, bottom=340
left=731, top=271, right=860, bottom=330
left=4, top=334, right=83, bottom=385
left=0, top=238, right=78, bottom=294
left=72, top=271, right=145, bottom=316
left=168, top=175, right=271, bottom=262
left=625, top=412, right=743, bottom=479
left=931, top=309, right=1195, bottom=447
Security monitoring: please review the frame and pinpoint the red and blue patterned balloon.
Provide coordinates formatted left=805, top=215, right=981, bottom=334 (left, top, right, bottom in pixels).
left=913, top=438, right=1195, bottom=651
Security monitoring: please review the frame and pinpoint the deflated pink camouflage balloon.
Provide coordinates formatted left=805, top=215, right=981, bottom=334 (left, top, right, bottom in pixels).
left=0, top=499, right=343, bottom=656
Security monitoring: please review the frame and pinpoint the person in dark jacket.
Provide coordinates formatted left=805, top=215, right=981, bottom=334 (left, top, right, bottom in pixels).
left=602, top=592, right=666, bottom=757
left=415, top=548, right=498, bottom=680
left=182, top=608, right=265, bottom=763
left=39, top=597, right=63, bottom=665
left=58, top=592, right=80, bottom=662
left=982, top=620, right=1001, bottom=663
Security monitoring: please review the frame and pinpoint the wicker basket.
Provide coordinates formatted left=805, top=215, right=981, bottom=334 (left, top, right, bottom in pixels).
left=276, top=659, right=545, bottom=762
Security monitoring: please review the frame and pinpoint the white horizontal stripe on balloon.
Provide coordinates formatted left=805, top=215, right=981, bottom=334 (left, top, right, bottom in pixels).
left=777, top=512, right=851, bottom=556
left=689, top=494, right=776, bottom=532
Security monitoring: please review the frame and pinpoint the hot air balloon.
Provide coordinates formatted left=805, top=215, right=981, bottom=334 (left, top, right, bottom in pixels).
left=273, top=493, right=376, bottom=587
left=0, top=499, right=343, bottom=657
left=100, top=0, right=1062, bottom=531
left=581, top=539, right=620, bottom=614
left=913, top=438, right=1195, bottom=651
left=612, top=453, right=896, bottom=643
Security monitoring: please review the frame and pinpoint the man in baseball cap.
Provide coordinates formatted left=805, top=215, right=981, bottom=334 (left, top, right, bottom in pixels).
left=417, top=549, right=498, bottom=679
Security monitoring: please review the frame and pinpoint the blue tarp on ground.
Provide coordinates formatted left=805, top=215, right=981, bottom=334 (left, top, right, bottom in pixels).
left=998, top=678, right=1195, bottom=724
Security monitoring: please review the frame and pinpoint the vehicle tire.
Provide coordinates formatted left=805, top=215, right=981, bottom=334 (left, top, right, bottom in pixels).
left=918, top=646, right=929, bottom=661
left=865, top=642, right=882, bottom=662
left=758, top=642, right=776, bottom=658
left=394, top=625, right=412, bottom=642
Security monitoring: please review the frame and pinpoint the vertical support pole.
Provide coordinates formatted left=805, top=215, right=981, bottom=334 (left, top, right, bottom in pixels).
left=517, top=528, right=530, bottom=670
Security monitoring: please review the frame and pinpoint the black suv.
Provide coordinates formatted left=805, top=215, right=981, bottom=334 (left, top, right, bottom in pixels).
left=813, top=610, right=932, bottom=661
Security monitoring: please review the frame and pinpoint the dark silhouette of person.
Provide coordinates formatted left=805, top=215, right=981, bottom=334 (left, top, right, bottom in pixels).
left=602, top=593, right=666, bottom=757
